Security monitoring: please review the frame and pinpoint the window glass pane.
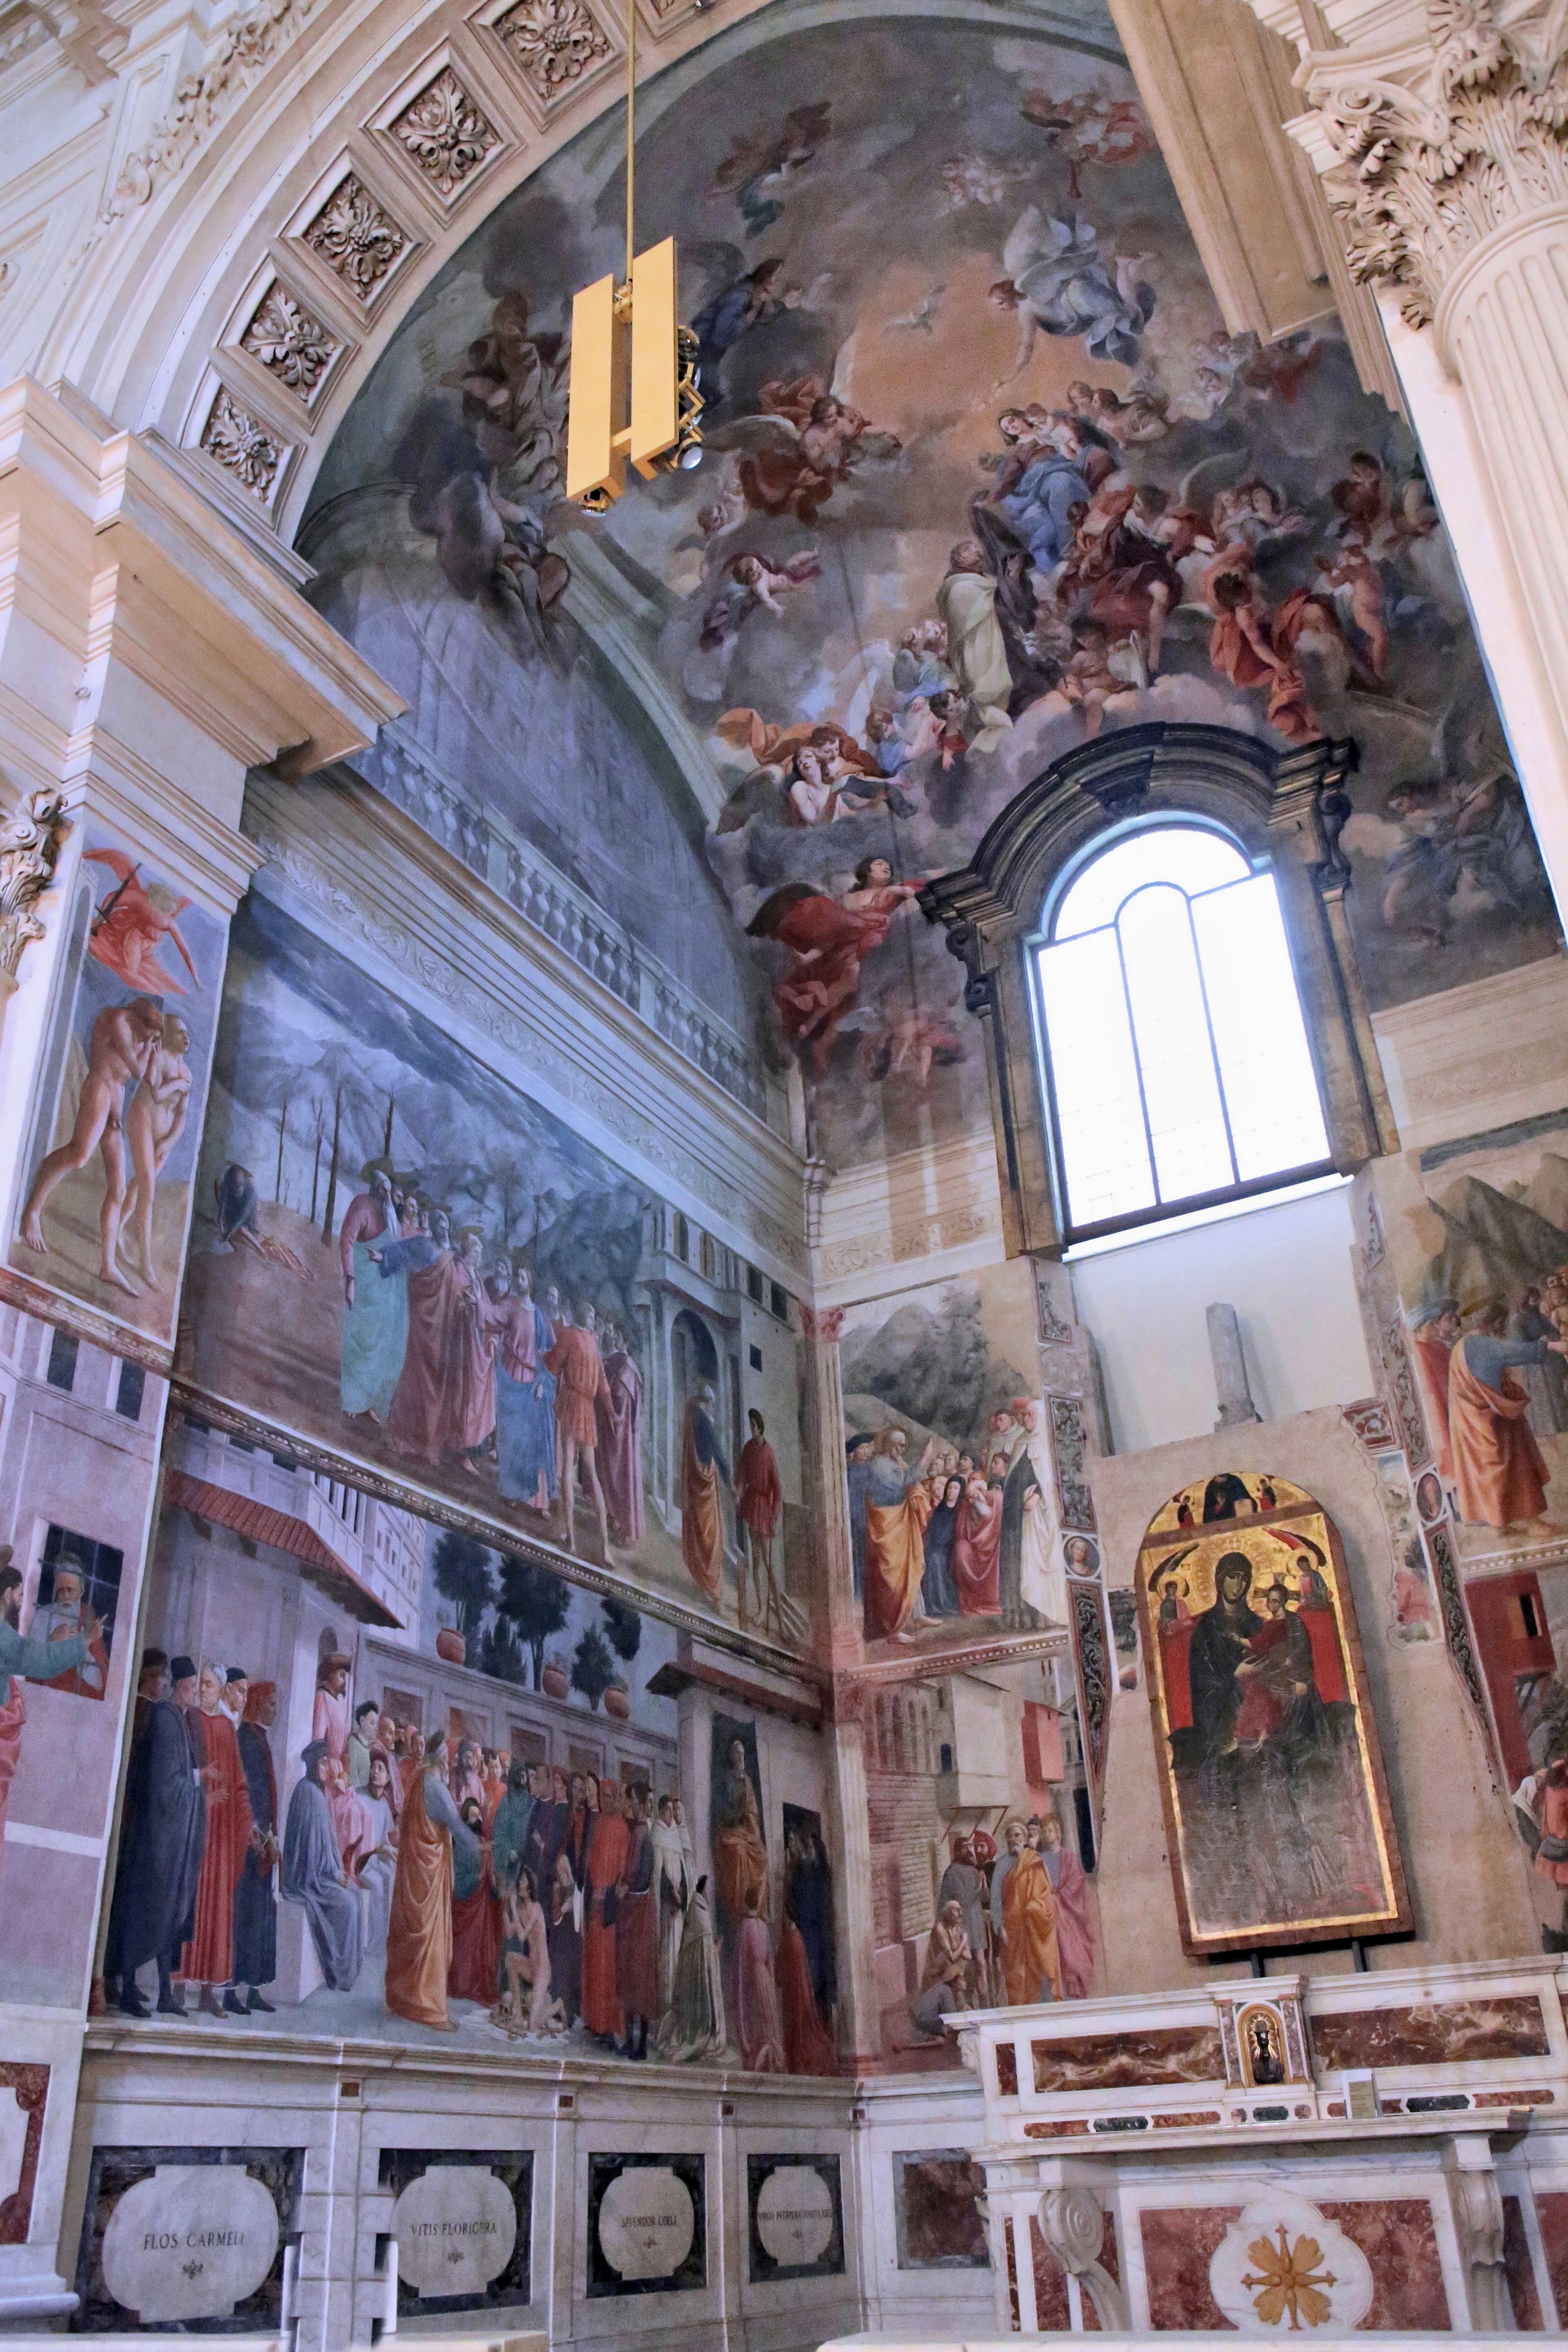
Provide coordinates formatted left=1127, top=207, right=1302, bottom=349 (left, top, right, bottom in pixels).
left=1193, top=873, right=1330, bottom=1179
left=1118, top=883, right=1235, bottom=1202
left=1054, top=826, right=1249, bottom=941
left=1037, top=929, right=1154, bottom=1227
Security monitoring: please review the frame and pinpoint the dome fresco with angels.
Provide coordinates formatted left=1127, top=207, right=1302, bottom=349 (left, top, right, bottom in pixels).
left=302, top=3, right=1558, bottom=1172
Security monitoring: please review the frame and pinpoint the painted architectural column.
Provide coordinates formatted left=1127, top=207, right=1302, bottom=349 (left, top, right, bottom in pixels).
left=797, top=1303, right=883, bottom=2059
left=1238, top=0, right=1568, bottom=925
left=799, top=1303, right=859, bottom=1669
left=823, top=1686, right=883, bottom=2066
left=0, top=376, right=400, bottom=2322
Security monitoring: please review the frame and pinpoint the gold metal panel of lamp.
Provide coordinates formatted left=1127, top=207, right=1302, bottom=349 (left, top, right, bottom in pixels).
left=564, top=3, right=702, bottom=510
left=565, top=273, right=624, bottom=504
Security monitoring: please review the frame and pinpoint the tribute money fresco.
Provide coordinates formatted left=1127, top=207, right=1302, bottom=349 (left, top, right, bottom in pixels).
left=301, top=10, right=1559, bottom=1180
left=176, top=891, right=806, bottom=1648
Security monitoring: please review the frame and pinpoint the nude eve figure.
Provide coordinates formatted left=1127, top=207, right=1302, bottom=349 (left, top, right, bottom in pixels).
left=19, top=998, right=163, bottom=1295
left=122, top=1013, right=193, bottom=1288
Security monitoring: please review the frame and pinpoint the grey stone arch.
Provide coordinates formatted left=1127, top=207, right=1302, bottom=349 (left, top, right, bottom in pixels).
left=920, top=720, right=1399, bottom=1258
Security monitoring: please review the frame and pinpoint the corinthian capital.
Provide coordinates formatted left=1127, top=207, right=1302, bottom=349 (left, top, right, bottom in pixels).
left=0, top=785, right=69, bottom=987
left=1256, top=1, right=1568, bottom=323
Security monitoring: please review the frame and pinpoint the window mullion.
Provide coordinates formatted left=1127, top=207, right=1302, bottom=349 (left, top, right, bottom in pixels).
left=1113, top=916, right=1162, bottom=1207
left=1187, top=886, right=1241, bottom=1189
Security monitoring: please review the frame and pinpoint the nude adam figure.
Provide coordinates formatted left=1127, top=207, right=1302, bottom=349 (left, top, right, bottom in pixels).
left=19, top=998, right=165, bottom=1296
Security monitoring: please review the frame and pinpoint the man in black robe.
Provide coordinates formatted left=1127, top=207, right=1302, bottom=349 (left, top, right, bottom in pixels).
left=786, top=1820, right=837, bottom=2025
left=233, top=1682, right=279, bottom=2012
left=103, top=1652, right=205, bottom=2016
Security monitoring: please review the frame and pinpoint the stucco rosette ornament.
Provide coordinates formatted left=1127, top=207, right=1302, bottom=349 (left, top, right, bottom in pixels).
left=1308, top=0, right=1568, bottom=323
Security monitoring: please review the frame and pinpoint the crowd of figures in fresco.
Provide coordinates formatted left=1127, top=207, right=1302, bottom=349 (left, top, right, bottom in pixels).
left=1389, top=1118, right=1568, bottom=1544
left=183, top=897, right=801, bottom=1644
left=912, top=1809, right=1095, bottom=2040
left=845, top=1410, right=1083, bottom=1646
left=99, top=1637, right=838, bottom=2074
left=300, top=13, right=1561, bottom=1180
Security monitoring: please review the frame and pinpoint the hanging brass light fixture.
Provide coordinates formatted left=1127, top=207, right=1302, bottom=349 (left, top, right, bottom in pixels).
left=565, top=0, right=703, bottom=510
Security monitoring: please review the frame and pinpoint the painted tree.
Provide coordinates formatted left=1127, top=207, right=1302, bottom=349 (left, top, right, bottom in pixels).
left=432, top=1529, right=495, bottom=1641
left=480, top=1618, right=526, bottom=1685
left=497, top=1553, right=571, bottom=1689
left=570, top=1626, right=615, bottom=1712
left=601, top=1596, right=642, bottom=1678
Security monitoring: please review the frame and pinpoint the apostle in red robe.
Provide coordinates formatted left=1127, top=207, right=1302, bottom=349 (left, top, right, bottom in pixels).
left=1449, top=1304, right=1561, bottom=1530
left=544, top=1306, right=613, bottom=1559
left=581, top=1778, right=630, bottom=2039
left=1038, top=1817, right=1095, bottom=2002
left=182, top=1664, right=253, bottom=2015
left=681, top=1385, right=731, bottom=1601
left=777, top=1911, right=837, bottom=2073
left=952, top=1475, right=1002, bottom=1615
left=447, top=1795, right=502, bottom=2005
left=440, top=1231, right=501, bottom=1463
left=735, top=1409, right=783, bottom=1629
left=385, top=1211, right=461, bottom=1464
left=1410, top=1300, right=1459, bottom=1478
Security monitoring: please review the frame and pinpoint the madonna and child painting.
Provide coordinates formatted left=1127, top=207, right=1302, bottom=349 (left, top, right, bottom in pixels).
left=1137, top=1474, right=1409, bottom=1958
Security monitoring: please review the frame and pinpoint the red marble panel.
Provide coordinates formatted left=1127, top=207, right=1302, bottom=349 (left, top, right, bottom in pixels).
left=1030, top=2216, right=1071, bottom=2331
left=0, top=2065, right=48, bottom=2245
left=1002, top=2216, right=1020, bottom=2330
left=1503, top=2194, right=1545, bottom=2330
left=1310, top=1996, right=1548, bottom=2071
left=1319, top=2198, right=1450, bottom=2331
left=1139, top=2206, right=1239, bottom=2330
left=1033, top=2024, right=1223, bottom=2093
left=995, top=2042, right=1017, bottom=2097
left=1032, top=2209, right=1120, bottom=2332
left=1535, top=2191, right=1568, bottom=2330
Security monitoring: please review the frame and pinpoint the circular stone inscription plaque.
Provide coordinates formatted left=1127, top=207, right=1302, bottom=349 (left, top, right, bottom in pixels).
left=393, top=2165, right=517, bottom=2301
left=597, top=2165, right=695, bottom=2281
left=755, top=2165, right=835, bottom=2269
left=100, top=2165, right=279, bottom=2325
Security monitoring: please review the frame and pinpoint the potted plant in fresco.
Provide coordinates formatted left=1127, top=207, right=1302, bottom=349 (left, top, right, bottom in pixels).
left=541, top=1651, right=569, bottom=1702
left=435, top=1626, right=466, bottom=1665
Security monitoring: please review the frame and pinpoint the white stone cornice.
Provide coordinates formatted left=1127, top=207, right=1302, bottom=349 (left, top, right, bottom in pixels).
left=243, top=765, right=812, bottom=1284
left=1, top=378, right=404, bottom=793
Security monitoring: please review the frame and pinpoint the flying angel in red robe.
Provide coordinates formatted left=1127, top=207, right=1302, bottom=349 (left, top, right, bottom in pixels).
left=82, top=848, right=200, bottom=996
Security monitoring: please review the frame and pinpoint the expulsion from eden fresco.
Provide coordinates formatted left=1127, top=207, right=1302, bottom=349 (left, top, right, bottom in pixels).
left=9, top=834, right=227, bottom=1344
left=302, top=12, right=1560, bottom=1180
left=1136, top=1474, right=1410, bottom=1959
left=178, top=891, right=806, bottom=1648
left=99, top=1478, right=839, bottom=2072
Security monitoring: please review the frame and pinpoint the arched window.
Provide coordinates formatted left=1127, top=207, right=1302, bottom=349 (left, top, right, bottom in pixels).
left=1033, top=820, right=1331, bottom=1239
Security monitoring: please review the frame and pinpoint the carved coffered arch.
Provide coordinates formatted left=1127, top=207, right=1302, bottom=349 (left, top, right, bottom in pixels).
left=24, top=0, right=1118, bottom=546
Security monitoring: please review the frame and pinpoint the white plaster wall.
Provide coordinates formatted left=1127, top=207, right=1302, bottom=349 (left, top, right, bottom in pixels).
left=1069, top=1184, right=1375, bottom=1454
